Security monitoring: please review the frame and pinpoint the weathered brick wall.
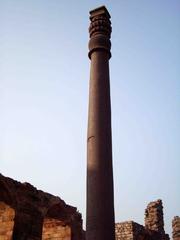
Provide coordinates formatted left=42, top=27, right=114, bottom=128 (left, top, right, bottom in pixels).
left=115, top=221, right=169, bottom=240
left=172, top=216, right=180, bottom=240
left=42, top=218, right=71, bottom=240
left=0, top=174, right=83, bottom=240
left=0, top=201, right=15, bottom=240
left=145, top=199, right=165, bottom=234
left=133, top=221, right=170, bottom=240
left=115, top=221, right=134, bottom=240
left=0, top=174, right=176, bottom=240
left=115, top=200, right=170, bottom=240
left=132, top=222, right=149, bottom=240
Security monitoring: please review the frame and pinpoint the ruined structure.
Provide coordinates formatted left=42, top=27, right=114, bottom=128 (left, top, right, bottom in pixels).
left=145, top=199, right=165, bottom=234
left=0, top=175, right=176, bottom=240
left=0, top=174, right=83, bottom=240
left=86, top=6, right=115, bottom=240
left=172, top=216, right=180, bottom=240
left=115, top=200, right=170, bottom=240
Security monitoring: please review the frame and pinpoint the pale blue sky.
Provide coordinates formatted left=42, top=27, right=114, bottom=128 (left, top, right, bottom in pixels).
left=0, top=0, right=179, bottom=237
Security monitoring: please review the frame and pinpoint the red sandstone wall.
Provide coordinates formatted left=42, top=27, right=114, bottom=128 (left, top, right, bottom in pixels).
left=42, top=218, right=71, bottom=240
left=0, top=174, right=83, bottom=240
left=0, top=201, right=15, bottom=240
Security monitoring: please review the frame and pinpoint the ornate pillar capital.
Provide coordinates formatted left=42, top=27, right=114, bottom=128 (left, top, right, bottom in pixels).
left=88, top=6, right=112, bottom=59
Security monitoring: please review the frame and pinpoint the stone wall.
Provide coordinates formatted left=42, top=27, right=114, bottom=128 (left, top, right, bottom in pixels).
left=115, top=200, right=170, bottom=240
left=0, top=174, right=83, bottom=240
left=115, top=221, right=134, bottom=240
left=145, top=199, right=165, bottom=234
left=0, top=201, right=15, bottom=240
left=0, top=174, right=177, bottom=240
left=172, top=216, right=180, bottom=240
left=115, top=221, right=170, bottom=240
left=42, top=218, right=71, bottom=240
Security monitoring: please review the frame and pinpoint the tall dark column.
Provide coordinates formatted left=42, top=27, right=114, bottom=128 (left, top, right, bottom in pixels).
left=86, top=6, right=115, bottom=240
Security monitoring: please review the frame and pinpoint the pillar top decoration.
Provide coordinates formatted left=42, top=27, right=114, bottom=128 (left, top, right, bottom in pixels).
left=89, top=6, right=111, bottom=20
left=88, top=6, right=112, bottom=59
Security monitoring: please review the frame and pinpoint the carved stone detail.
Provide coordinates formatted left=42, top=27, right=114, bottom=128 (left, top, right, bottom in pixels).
left=89, top=15, right=111, bottom=38
left=88, top=6, right=112, bottom=59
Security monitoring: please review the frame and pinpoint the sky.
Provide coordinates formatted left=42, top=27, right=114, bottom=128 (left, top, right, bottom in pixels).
left=0, top=0, right=179, bottom=237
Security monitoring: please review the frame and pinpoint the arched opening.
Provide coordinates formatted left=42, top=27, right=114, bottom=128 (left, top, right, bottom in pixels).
left=0, top=201, right=15, bottom=239
left=42, top=204, right=71, bottom=240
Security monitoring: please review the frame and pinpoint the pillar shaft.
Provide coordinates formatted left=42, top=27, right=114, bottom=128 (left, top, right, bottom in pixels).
left=86, top=6, right=115, bottom=240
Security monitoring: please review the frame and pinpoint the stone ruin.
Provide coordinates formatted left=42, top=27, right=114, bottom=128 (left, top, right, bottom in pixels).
left=0, top=174, right=179, bottom=239
left=115, top=199, right=170, bottom=240
left=172, top=216, right=180, bottom=240
left=0, top=174, right=83, bottom=240
left=145, top=199, right=165, bottom=234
